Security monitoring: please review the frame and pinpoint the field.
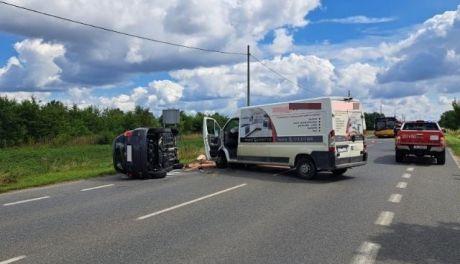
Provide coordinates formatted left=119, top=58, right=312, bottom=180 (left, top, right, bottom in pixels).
left=445, top=133, right=460, bottom=156
left=0, top=135, right=204, bottom=193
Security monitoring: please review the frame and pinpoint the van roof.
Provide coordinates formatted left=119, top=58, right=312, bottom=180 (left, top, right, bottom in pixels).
left=239, top=96, right=360, bottom=109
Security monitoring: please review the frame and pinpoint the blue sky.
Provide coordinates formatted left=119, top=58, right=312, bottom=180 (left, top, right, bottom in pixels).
left=0, top=0, right=460, bottom=120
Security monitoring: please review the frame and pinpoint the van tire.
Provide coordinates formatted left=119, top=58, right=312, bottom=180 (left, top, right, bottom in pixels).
left=295, top=156, right=316, bottom=180
left=215, top=152, right=228, bottom=169
left=332, top=168, right=347, bottom=176
left=436, top=151, right=445, bottom=165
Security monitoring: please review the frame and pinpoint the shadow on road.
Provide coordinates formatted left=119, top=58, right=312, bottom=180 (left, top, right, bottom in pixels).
left=212, top=165, right=355, bottom=184
left=371, top=222, right=460, bottom=264
left=374, top=155, right=437, bottom=167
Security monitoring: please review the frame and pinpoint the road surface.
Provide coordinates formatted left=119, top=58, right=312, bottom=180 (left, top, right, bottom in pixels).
left=1, top=138, right=459, bottom=264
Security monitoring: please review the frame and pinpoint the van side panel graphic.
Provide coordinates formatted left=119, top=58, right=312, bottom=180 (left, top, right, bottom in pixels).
left=240, top=103, right=324, bottom=143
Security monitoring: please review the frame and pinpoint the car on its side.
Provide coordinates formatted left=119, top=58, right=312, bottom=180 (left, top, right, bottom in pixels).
left=395, top=121, right=446, bottom=164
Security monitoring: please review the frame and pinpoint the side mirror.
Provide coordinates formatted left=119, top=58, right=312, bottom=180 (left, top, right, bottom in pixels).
left=442, top=128, right=447, bottom=133
left=394, top=128, right=400, bottom=135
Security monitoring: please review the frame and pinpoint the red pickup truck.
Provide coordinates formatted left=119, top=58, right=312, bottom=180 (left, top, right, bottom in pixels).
left=395, top=121, right=446, bottom=164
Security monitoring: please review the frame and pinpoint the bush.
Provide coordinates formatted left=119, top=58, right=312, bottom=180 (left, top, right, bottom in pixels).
left=96, top=131, right=116, bottom=145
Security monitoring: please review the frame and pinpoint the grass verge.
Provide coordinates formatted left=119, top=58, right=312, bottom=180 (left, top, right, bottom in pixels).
left=445, top=134, right=460, bottom=156
left=0, top=134, right=205, bottom=193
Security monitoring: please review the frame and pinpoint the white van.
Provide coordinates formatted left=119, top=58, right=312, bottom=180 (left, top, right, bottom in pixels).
left=203, top=97, right=367, bottom=179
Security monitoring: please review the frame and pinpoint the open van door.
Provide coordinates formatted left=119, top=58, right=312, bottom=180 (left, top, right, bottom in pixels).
left=203, top=117, right=222, bottom=160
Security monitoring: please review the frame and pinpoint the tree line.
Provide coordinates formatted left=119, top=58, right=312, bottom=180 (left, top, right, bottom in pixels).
left=439, top=100, right=460, bottom=130
left=0, top=97, right=228, bottom=148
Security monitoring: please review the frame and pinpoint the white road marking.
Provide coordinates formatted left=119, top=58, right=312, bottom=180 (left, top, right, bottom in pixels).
left=80, top=184, right=114, bottom=192
left=0, top=255, right=26, bottom=264
left=388, top=193, right=402, bottom=203
left=350, top=241, right=381, bottom=264
left=402, top=173, right=411, bottom=179
left=448, top=148, right=460, bottom=169
left=137, top=183, right=247, bottom=220
left=406, top=167, right=414, bottom=172
left=3, top=196, right=50, bottom=207
left=375, top=211, right=394, bottom=226
left=396, top=182, right=408, bottom=189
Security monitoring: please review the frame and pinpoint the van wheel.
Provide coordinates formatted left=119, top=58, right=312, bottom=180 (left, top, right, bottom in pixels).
left=215, top=152, right=228, bottom=169
left=436, top=151, right=445, bottom=165
left=296, top=157, right=316, bottom=180
left=332, top=168, right=347, bottom=176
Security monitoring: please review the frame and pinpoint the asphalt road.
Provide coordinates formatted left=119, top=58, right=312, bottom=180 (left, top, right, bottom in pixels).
left=1, top=138, right=459, bottom=264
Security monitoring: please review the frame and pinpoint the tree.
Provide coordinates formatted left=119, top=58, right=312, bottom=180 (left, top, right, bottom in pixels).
left=364, top=112, right=385, bottom=130
left=439, top=100, right=460, bottom=130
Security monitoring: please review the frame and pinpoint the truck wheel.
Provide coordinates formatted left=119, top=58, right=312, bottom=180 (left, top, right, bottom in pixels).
left=395, top=150, right=403, bottom=163
left=215, top=152, right=228, bottom=169
left=332, top=168, right=347, bottom=176
left=436, top=151, right=446, bottom=165
left=296, top=157, right=317, bottom=180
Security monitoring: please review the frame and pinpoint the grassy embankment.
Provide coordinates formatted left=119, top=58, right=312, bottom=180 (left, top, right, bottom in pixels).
left=445, top=132, right=460, bottom=156
left=0, top=134, right=204, bottom=193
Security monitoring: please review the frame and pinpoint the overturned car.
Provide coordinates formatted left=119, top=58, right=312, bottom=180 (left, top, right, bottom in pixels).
left=112, top=128, right=182, bottom=179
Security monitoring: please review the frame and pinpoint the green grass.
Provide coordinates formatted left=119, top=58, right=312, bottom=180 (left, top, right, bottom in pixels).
left=0, top=134, right=205, bottom=193
left=0, top=145, right=114, bottom=193
left=446, top=133, right=460, bottom=156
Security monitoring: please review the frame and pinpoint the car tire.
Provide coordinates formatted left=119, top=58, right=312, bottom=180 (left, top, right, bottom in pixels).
left=332, top=168, right=347, bottom=176
left=149, top=171, right=167, bottom=179
left=436, top=151, right=446, bottom=165
left=296, top=157, right=317, bottom=180
left=215, top=152, right=228, bottom=169
left=395, top=150, right=403, bottom=163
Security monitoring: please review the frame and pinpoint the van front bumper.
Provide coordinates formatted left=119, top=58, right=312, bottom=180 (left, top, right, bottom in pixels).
left=311, top=151, right=367, bottom=171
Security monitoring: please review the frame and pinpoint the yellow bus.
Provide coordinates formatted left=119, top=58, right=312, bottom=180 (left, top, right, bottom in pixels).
left=374, top=117, right=400, bottom=138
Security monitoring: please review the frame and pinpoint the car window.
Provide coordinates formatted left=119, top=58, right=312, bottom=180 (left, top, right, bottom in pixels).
left=402, top=122, right=439, bottom=131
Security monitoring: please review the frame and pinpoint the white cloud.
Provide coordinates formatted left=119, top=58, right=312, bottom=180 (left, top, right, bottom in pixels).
left=269, top=28, right=294, bottom=54
left=378, top=6, right=460, bottom=83
left=315, top=16, right=397, bottom=24
left=0, top=39, right=65, bottom=91
left=0, top=0, right=320, bottom=90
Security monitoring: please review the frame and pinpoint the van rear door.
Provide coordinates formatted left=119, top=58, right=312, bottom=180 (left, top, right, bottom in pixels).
left=332, top=101, right=365, bottom=160
left=203, top=117, right=222, bottom=160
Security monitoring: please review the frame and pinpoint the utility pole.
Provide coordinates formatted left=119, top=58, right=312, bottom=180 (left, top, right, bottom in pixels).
left=247, top=45, right=250, bottom=106
left=380, top=103, right=383, bottom=115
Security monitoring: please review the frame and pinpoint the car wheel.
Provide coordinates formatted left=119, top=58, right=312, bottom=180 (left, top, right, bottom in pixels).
left=437, top=151, right=446, bottom=165
left=395, top=150, right=403, bottom=163
left=149, top=171, right=167, bottom=179
left=215, top=152, right=228, bottom=169
left=332, top=168, right=347, bottom=176
left=296, top=157, right=316, bottom=180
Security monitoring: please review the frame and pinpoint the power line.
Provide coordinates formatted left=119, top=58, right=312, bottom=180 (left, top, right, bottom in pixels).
left=0, top=1, right=246, bottom=56
left=250, top=54, right=305, bottom=92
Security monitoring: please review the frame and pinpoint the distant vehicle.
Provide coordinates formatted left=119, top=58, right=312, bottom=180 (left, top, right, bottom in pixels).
left=113, top=128, right=182, bottom=179
left=203, top=97, right=368, bottom=180
left=395, top=120, right=446, bottom=164
left=374, top=117, right=402, bottom=138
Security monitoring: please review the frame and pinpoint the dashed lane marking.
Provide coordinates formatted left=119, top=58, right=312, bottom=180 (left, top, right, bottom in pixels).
left=388, top=193, right=402, bottom=203
left=406, top=167, right=414, bottom=172
left=396, top=182, right=408, bottom=189
left=80, top=184, right=114, bottom=192
left=0, top=256, right=26, bottom=264
left=137, top=183, right=247, bottom=220
left=350, top=241, right=380, bottom=264
left=402, top=173, right=411, bottom=179
left=375, top=211, right=394, bottom=226
left=3, top=196, right=50, bottom=207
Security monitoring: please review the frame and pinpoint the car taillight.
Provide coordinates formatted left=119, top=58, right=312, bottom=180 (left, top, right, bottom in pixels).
left=396, top=135, right=401, bottom=144
left=440, top=136, right=445, bottom=147
left=328, top=130, right=335, bottom=153
left=124, top=130, right=133, bottom=138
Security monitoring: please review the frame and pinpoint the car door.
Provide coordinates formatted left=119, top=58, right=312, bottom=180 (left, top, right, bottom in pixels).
left=203, top=117, right=222, bottom=160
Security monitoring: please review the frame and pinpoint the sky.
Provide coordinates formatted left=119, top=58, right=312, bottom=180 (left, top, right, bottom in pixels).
left=0, top=0, right=460, bottom=120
